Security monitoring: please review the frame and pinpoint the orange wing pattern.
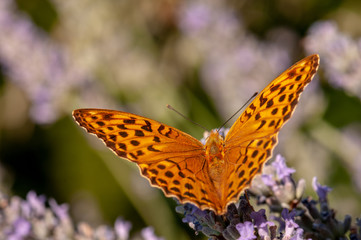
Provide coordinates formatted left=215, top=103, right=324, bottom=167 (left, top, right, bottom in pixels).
left=73, top=54, right=319, bottom=215
left=219, top=54, right=319, bottom=209
left=73, top=109, right=221, bottom=210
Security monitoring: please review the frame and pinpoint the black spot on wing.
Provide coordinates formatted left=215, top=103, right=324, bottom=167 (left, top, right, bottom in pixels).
left=288, top=69, right=296, bottom=78
left=271, top=108, right=278, bottom=115
left=185, top=183, right=193, bottom=190
left=251, top=150, right=258, bottom=158
left=238, top=179, right=246, bottom=188
left=158, top=178, right=167, bottom=185
left=136, top=150, right=144, bottom=156
left=259, top=93, right=268, bottom=107
left=256, top=120, right=267, bottom=130
left=96, top=121, right=105, bottom=126
left=118, top=131, right=128, bottom=138
left=147, top=145, right=161, bottom=152
left=226, top=190, right=235, bottom=198
left=130, top=140, right=140, bottom=146
left=158, top=125, right=165, bottom=134
left=270, top=84, right=280, bottom=92
left=157, top=164, right=166, bottom=169
left=135, top=130, right=145, bottom=137
left=165, top=171, right=174, bottom=178
left=124, top=119, right=135, bottom=124
left=141, top=120, right=152, bottom=132
left=117, top=124, right=127, bottom=129
left=279, top=94, right=286, bottom=102
left=170, top=187, right=180, bottom=193
left=279, top=86, right=286, bottom=94
left=268, top=120, right=275, bottom=127
left=129, top=153, right=137, bottom=160
left=266, top=99, right=274, bottom=108
left=178, top=171, right=185, bottom=178
left=118, top=143, right=127, bottom=150
left=184, top=192, right=196, bottom=198
left=103, top=114, right=113, bottom=119
left=149, top=169, right=159, bottom=175
left=249, top=103, right=256, bottom=110
left=117, top=151, right=127, bottom=158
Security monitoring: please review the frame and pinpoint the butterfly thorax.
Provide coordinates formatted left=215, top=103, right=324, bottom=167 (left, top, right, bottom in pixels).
left=204, top=130, right=225, bottom=193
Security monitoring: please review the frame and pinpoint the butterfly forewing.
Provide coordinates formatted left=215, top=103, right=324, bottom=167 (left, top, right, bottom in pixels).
left=221, top=54, right=320, bottom=209
left=73, top=109, right=221, bottom=211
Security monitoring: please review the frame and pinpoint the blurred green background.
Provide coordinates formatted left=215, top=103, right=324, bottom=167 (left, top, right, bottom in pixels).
left=1, top=0, right=361, bottom=239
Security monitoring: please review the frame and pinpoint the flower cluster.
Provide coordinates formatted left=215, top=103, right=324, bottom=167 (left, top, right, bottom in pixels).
left=0, top=0, right=117, bottom=124
left=0, top=191, right=163, bottom=240
left=0, top=0, right=183, bottom=124
left=177, top=0, right=293, bottom=119
left=249, top=155, right=305, bottom=212
left=305, top=21, right=361, bottom=100
left=176, top=154, right=361, bottom=240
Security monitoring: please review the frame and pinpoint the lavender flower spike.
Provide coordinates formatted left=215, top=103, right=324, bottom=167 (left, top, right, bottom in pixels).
left=280, top=209, right=305, bottom=240
left=250, top=209, right=275, bottom=238
left=0, top=190, right=166, bottom=239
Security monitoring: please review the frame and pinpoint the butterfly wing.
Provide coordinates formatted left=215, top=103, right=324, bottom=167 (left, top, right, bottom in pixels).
left=221, top=54, right=319, bottom=208
left=73, top=109, right=220, bottom=211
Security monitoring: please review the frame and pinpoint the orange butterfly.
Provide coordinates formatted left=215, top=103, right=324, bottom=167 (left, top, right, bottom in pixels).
left=73, top=54, right=319, bottom=215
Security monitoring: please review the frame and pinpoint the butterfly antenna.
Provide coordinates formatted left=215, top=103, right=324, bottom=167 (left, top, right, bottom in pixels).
left=166, top=104, right=208, bottom=131
left=217, top=92, right=258, bottom=132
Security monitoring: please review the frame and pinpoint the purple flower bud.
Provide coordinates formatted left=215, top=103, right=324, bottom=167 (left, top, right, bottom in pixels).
left=49, top=198, right=70, bottom=222
left=235, top=222, right=256, bottom=240
left=115, top=218, right=132, bottom=240
left=312, top=177, right=332, bottom=201
left=281, top=208, right=297, bottom=223
left=141, top=227, right=164, bottom=240
left=288, top=228, right=304, bottom=240
left=279, top=209, right=305, bottom=239
left=272, top=155, right=295, bottom=180
left=250, top=209, right=275, bottom=238
left=261, top=174, right=276, bottom=187
left=94, top=225, right=115, bottom=240
left=26, top=191, right=46, bottom=216
left=20, top=201, right=31, bottom=219
left=7, top=217, right=31, bottom=240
